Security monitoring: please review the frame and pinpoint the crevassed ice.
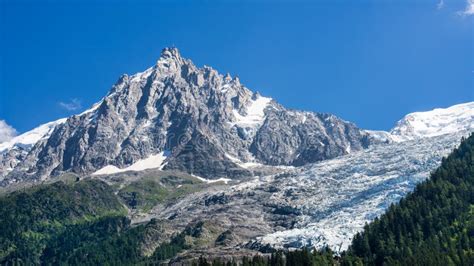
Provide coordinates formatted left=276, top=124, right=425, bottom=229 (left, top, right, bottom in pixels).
left=254, top=131, right=467, bottom=252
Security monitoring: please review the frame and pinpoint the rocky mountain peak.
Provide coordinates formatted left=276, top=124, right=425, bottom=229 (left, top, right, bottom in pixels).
left=159, top=47, right=182, bottom=60
left=0, top=47, right=375, bottom=186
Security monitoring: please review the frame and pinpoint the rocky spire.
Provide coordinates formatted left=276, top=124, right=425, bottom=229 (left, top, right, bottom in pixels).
left=156, top=47, right=186, bottom=74
left=1, top=47, right=376, bottom=186
left=160, top=47, right=182, bottom=60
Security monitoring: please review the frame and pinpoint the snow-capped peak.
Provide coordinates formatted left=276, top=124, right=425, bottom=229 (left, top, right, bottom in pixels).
left=0, top=118, right=67, bottom=153
left=389, top=102, right=474, bottom=142
left=364, top=102, right=474, bottom=143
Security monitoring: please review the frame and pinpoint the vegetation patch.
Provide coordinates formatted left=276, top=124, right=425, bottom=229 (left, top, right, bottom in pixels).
left=118, top=173, right=208, bottom=212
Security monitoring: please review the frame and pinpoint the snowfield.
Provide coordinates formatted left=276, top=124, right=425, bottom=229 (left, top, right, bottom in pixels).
left=92, top=152, right=169, bottom=175
left=232, top=95, right=272, bottom=128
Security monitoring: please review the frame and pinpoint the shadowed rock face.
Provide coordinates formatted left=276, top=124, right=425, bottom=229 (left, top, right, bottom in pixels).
left=1, top=47, right=373, bottom=186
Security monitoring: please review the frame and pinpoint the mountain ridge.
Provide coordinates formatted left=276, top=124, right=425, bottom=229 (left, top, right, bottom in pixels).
left=0, top=47, right=372, bottom=186
left=1, top=48, right=472, bottom=186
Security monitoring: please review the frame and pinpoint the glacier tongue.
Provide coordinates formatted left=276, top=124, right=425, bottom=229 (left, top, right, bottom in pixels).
left=252, top=131, right=467, bottom=252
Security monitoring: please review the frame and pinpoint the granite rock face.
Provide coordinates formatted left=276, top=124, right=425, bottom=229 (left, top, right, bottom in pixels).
left=1, top=48, right=373, bottom=186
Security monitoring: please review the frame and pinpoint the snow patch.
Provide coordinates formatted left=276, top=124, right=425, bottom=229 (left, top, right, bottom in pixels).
left=232, top=95, right=272, bottom=128
left=220, top=84, right=231, bottom=93
left=345, top=144, right=351, bottom=154
left=191, top=174, right=232, bottom=184
left=92, top=152, right=168, bottom=176
left=224, top=153, right=265, bottom=169
left=131, top=67, right=154, bottom=82
left=79, top=101, right=102, bottom=116
left=365, top=130, right=394, bottom=143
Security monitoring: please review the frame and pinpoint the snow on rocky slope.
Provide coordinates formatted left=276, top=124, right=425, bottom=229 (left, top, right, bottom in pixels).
left=0, top=119, right=66, bottom=178
left=1, top=47, right=372, bottom=186
left=0, top=118, right=66, bottom=153
left=367, top=102, right=474, bottom=143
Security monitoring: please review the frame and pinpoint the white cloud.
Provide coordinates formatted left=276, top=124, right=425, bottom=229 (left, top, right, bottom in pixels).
left=59, top=98, right=82, bottom=111
left=437, top=0, right=444, bottom=10
left=0, top=120, right=17, bottom=143
left=459, top=0, right=474, bottom=16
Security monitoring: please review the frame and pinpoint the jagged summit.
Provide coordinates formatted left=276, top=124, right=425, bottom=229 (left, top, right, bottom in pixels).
left=160, top=47, right=181, bottom=59
left=1, top=48, right=373, bottom=186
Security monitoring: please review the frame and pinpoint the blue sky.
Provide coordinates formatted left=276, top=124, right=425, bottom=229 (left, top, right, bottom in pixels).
left=0, top=0, right=473, bottom=135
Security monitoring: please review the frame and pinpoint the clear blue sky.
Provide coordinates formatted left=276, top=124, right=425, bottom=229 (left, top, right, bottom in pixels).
left=1, top=0, right=473, bottom=133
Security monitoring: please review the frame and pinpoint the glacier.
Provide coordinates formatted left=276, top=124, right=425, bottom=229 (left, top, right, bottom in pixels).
left=253, top=131, right=467, bottom=252
left=133, top=130, right=469, bottom=255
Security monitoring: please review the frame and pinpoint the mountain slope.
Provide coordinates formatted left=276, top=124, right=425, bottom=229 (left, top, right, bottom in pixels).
left=0, top=119, right=66, bottom=178
left=1, top=48, right=372, bottom=186
left=366, top=101, right=474, bottom=143
left=0, top=179, right=127, bottom=264
left=235, top=130, right=474, bottom=265
left=147, top=130, right=466, bottom=254
left=1, top=132, right=472, bottom=265
left=390, top=102, right=474, bottom=141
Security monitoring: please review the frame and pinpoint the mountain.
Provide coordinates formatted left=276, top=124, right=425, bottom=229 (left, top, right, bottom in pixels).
left=1, top=47, right=372, bottom=186
left=1, top=47, right=473, bottom=263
